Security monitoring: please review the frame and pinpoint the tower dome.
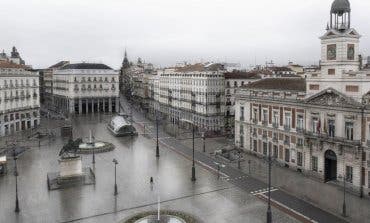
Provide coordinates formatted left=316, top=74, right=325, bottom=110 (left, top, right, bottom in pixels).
left=331, top=0, right=351, bottom=15
left=329, top=0, right=351, bottom=30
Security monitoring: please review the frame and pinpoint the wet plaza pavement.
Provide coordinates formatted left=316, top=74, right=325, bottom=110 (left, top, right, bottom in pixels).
left=0, top=114, right=298, bottom=223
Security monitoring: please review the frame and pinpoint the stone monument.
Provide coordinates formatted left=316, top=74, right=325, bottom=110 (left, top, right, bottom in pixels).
left=47, top=138, right=95, bottom=190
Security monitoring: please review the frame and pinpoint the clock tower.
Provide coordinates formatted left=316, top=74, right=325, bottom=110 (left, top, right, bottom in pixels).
left=320, top=0, right=360, bottom=77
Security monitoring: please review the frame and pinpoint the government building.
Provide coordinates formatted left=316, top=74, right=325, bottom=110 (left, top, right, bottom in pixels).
left=52, top=63, right=119, bottom=115
left=235, top=0, right=370, bottom=196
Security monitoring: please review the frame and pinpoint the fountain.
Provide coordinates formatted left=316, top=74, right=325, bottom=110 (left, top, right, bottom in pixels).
left=77, top=130, right=115, bottom=154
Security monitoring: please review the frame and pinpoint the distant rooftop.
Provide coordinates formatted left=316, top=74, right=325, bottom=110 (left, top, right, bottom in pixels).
left=61, top=63, right=112, bottom=70
left=49, top=61, right=70, bottom=69
left=243, top=78, right=306, bottom=92
left=174, top=63, right=224, bottom=72
left=0, top=60, right=28, bottom=69
left=224, top=71, right=263, bottom=79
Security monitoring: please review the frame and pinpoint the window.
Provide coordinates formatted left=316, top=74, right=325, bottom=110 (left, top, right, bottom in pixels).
left=297, top=115, right=304, bottom=130
left=240, top=106, right=244, bottom=121
left=240, top=124, right=244, bottom=134
left=241, top=81, right=244, bottom=86
left=312, top=117, right=319, bottom=134
left=346, top=85, right=359, bottom=92
left=253, top=108, right=258, bottom=122
left=253, top=140, right=257, bottom=152
left=285, top=113, right=291, bottom=128
left=297, top=138, right=303, bottom=146
left=328, top=119, right=335, bottom=137
left=297, top=152, right=303, bottom=166
left=234, top=81, right=237, bottom=87
left=345, top=122, right=354, bottom=140
left=263, top=110, right=268, bottom=124
left=309, top=84, right=320, bottom=90
left=240, top=135, right=244, bottom=148
left=263, top=142, right=267, bottom=155
left=273, top=145, right=278, bottom=158
left=346, top=166, right=353, bottom=183
left=273, top=111, right=279, bottom=126
left=227, top=81, right=230, bottom=87
left=312, top=156, right=318, bottom=172
left=328, top=69, right=336, bottom=75
left=285, top=149, right=290, bottom=162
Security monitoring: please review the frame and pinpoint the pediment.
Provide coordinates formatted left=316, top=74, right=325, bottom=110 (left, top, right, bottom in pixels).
left=305, top=88, right=360, bottom=107
left=320, top=28, right=361, bottom=39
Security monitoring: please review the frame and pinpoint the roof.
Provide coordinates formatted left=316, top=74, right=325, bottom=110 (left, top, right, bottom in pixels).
left=224, top=71, right=262, bottom=79
left=0, top=60, right=28, bottom=69
left=243, top=78, right=306, bottom=92
left=110, top=115, right=131, bottom=132
left=61, top=63, right=112, bottom=70
left=49, top=61, right=70, bottom=69
left=331, top=0, right=351, bottom=14
left=175, top=63, right=224, bottom=72
left=268, top=66, right=293, bottom=72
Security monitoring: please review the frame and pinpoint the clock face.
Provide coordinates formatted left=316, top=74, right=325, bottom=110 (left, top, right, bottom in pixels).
left=347, top=44, right=355, bottom=60
left=327, top=44, right=336, bottom=60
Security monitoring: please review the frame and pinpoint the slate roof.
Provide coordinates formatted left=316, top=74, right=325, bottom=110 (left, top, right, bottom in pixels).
left=243, top=78, right=306, bottom=92
left=61, top=63, right=112, bottom=70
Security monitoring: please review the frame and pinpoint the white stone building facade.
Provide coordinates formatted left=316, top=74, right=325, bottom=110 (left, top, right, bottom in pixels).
left=154, top=64, right=225, bottom=132
left=0, top=61, right=40, bottom=136
left=52, top=63, right=119, bottom=115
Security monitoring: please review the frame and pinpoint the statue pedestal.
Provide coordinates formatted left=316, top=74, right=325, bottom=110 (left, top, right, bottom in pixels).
left=59, top=156, right=83, bottom=178
left=47, top=156, right=95, bottom=190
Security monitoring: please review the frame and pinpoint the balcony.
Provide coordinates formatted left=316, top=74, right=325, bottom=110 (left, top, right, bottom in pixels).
left=272, top=122, right=279, bottom=128
left=262, top=133, right=268, bottom=140
left=296, top=127, right=304, bottom=133
left=284, top=125, right=291, bottom=132
left=284, top=140, right=290, bottom=145
left=251, top=118, right=257, bottom=124
left=240, top=116, right=245, bottom=122
left=305, top=131, right=361, bottom=147
left=262, top=120, right=268, bottom=126
left=296, top=144, right=303, bottom=149
left=272, top=137, right=278, bottom=143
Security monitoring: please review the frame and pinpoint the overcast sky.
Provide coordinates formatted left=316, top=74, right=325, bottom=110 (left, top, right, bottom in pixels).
left=1, top=0, right=370, bottom=69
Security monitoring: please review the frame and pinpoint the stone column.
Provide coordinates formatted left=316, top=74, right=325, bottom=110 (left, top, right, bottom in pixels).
left=103, top=98, right=106, bottom=113
left=109, top=98, right=112, bottom=113
left=69, top=99, right=74, bottom=114
left=97, top=98, right=100, bottom=113
left=92, top=99, right=94, bottom=114
left=79, top=99, right=82, bottom=115
left=86, top=98, right=89, bottom=114
left=116, top=97, right=119, bottom=113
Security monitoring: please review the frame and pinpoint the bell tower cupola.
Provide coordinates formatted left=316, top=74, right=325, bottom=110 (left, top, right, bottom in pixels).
left=330, top=0, right=351, bottom=31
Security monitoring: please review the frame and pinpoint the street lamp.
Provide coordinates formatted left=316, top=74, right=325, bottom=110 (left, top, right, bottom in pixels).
left=202, top=132, right=206, bottom=153
left=266, top=146, right=272, bottom=223
left=155, top=111, right=160, bottom=158
left=113, top=158, right=118, bottom=196
left=338, top=174, right=347, bottom=217
left=181, top=119, right=196, bottom=182
left=13, top=148, right=20, bottom=213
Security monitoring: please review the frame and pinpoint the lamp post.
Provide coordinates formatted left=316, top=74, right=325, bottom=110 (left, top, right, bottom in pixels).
left=113, top=159, right=118, bottom=196
left=13, top=148, right=20, bottom=213
left=339, top=174, right=347, bottom=217
left=155, top=111, right=160, bottom=158
left=202, top=132, right=206, bottom=153
left=266, top=146, right=272, bottom=223
left=181, top=119, right=196, bottom=182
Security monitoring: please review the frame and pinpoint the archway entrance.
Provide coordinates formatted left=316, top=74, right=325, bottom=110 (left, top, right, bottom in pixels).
left=324, top=150, right=337, bottom=182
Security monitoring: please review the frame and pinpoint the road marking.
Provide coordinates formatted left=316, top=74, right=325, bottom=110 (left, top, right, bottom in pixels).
left=256, top=193, right=319, bottom=223
left=250, top=187, right=277, bottom=195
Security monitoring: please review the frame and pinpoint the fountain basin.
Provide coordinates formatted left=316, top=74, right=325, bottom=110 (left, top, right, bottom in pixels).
left=77, top=141, right=115, bottom=154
